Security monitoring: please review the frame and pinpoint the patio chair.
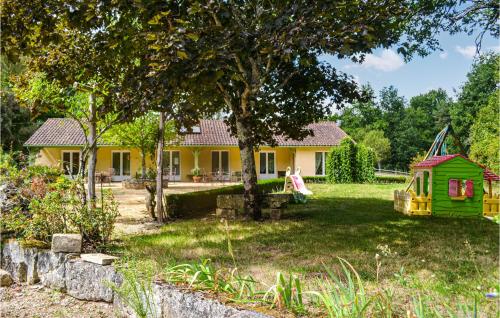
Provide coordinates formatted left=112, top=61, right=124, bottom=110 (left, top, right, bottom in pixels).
left=231, top=171, right=242, bottom=182
left=101, top=168, right=114, bottom=185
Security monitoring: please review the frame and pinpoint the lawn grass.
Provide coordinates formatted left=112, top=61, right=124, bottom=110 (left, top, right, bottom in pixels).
left=117, top=183, right=499, bottom=315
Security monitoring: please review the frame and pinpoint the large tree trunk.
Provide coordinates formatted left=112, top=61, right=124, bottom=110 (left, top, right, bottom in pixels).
left=235, top=117, right=261, bottom=220
left=156, top=112, right=165, bottom=222
left=87, top=92, right=97, bottom=206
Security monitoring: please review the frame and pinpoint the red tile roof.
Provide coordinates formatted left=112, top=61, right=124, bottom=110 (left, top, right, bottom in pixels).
left=25, top=118, right=348, bottom=148
left=415, top=154, right=500, bottom=181
left=414, top=154, right=464, bottom=168
left=483, top=169, right=500, bottom=181
left=24, top=118, right=88, bottom=146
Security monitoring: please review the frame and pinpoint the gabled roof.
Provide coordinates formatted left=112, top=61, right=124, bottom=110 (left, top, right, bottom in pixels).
left=24, top=118, right=88, bottom=147
left=414, top=154, right=465, bottom=168
left=415, top=154, right=500, bottom=181
left=24, top=118, right=348, bottom=148
left=181, top=119, right=348, bottom=146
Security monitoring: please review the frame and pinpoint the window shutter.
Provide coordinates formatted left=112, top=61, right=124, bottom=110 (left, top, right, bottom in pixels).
left=465, top=180, right=474, bottom=197
left=448, top=179, right=459, bottom=197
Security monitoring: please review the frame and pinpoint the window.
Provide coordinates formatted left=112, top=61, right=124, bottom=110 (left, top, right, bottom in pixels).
left=315, top=152, right=327, bottom=176
left=62, top=151, right=80, bottom=176
left=112, top=151, right=131, bottom=178
left=259, top=151, right=276, bottom=178
left=449, top=179, right=474, bottom=199
left=211, top=151, right=229, bottom=174
left=163, top=150, right=181, bottom=180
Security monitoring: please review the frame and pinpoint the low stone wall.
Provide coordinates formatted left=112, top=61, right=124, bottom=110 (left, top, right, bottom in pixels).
left=0, top=239, right=119, bottom=302
left=1, top=239, right=270, bottom=318
left=216, top=193, right=293, bottom=219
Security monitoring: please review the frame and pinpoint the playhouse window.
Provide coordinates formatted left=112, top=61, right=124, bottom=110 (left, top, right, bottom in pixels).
left=448, top=179, right=474, bottom=199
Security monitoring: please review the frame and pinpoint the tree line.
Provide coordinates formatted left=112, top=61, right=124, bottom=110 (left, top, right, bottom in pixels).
left=333, top=53, right=499, bottom=173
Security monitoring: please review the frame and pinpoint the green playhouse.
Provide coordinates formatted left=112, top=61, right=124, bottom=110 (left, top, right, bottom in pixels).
left=394, top=154, right=500, bottom=217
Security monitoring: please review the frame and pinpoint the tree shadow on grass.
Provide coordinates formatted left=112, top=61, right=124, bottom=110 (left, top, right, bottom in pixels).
left=121, top=195, right=499, bottom=285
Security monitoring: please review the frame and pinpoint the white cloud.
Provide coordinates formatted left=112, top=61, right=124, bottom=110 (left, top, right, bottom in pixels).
left=455, top=45, right=477, bottom=59
left=345, top=49, right=404, bottom=72
left=439, top=51, right=448, bottom=59
left=488, top=45, right=500, bottom=53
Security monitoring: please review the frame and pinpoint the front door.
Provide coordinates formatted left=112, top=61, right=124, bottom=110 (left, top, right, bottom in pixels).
left=112, top=151, right=131, bottom=181
left=259, top=151, right=276, bottom=179
left=163, top=150, right=181, bottom=181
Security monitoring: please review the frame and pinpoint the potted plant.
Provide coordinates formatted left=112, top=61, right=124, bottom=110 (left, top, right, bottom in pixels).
left=191, top=167, right=202, bottom=183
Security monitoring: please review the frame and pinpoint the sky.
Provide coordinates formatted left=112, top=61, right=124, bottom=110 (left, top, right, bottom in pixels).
left=322, top=32, right=499, bottom=101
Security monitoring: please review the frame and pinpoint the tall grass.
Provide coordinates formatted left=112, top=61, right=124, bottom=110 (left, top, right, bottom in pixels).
left=306, top=258, right=371, bottom=318
left=264, top=272, right=305, bottom=313
left=108, top=258, right=158, bottom=318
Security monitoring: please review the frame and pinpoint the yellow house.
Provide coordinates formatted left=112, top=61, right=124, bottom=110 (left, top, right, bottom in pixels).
left=24, top=118, right=349, bottom=182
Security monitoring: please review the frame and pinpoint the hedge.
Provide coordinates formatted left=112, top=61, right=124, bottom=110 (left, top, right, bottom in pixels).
left=326, top=139, right=376, bottom=183
left=164, top=178, right=284, bottom=218
left=375, top=175, right=407, bottom=183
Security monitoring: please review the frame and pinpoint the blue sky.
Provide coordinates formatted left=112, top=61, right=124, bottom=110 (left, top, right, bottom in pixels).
left=322, top=32, right=499, bottom=101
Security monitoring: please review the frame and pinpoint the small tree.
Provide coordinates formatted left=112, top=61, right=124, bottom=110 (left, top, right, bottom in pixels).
left=469, top=90, right=500, bottom=175
left=105, top=113, right=160, bottom=178
left=362, top=130, right=391, bottom=169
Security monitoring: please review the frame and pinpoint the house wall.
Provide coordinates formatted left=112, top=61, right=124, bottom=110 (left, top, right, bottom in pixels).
left=431, top=157, right=483, bottom=217
left=31, top=146, right=333, bottom=181
left=295, top=147, right=333, bottom=176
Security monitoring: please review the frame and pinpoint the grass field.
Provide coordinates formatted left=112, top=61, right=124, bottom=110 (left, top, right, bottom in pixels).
left=117, top=183, right=499, bottom=315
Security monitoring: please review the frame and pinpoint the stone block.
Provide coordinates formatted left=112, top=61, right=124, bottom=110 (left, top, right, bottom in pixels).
left=65, top=259, right=118, bottom=302
left=217, top=194, right=245, bottom=209
left=263, top=193, right=292, bottom=209
left=0, top=269, right=13, bottom=286
left=51, top=234, right=82, bottom=253
left=81, top=253, right=119, bottom=266
left=216, top=208, right=236, bottom=219
left=262, top=208, right=282, bottom=220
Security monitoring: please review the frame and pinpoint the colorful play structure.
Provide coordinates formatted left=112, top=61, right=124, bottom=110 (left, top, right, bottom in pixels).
left=284, top=167, right=313, bottom=195
left=394, top=126, right=499, bottom=217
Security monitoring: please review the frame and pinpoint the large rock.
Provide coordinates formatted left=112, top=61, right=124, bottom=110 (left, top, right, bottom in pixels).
left=37, top=250, right=68, bottom=291
left=51, top=234, right=82, bottom=253
left=0, top=269, right=13, bottom=286
left=65, top=259, right=119, bottom=302
left=1, top=239, right=39, bottom=284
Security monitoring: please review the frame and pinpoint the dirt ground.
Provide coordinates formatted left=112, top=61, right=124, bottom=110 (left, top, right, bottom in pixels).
left=105, top=182, right=236, bottom=236
left=0, top=284, right=115, bottom=318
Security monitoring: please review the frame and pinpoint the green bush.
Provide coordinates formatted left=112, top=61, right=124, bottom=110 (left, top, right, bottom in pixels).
left=326, top=139, right=375, bottom=184
left=165, top=178, right=284, bottom=218
left=375, top=175, right=407, bottom=183
left=302, top=176, right=327, bottom=183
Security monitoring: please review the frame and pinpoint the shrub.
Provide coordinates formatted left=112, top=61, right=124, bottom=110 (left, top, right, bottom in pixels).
left=326, top=139, right=375, bottom=184
left=375, top=175, right=407, bottom=183
left=3, top=171, right=118, bottom=250
left=164, top=178, right=284, bottom=218
left=302, top=176, right=327, bottom=183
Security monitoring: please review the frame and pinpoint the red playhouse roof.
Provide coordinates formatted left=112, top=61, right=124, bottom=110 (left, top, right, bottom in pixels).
left=414, top=154, right=500, bottom=181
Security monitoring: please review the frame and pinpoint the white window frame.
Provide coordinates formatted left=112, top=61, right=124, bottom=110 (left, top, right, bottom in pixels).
left=211, top=150, right=230, bottom=180
left=315, top=152, right=328, bottom=176
left=61, top=150, right=81, bottom=177
left=111, top=150, right=131, bottom=181
left=163, top=150, right=181, bottom=181
left=259, top=151, right=277, bottom=179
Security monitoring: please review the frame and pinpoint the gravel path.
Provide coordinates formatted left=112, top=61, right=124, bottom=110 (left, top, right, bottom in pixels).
left=0, top=284, right=115, bottom=318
